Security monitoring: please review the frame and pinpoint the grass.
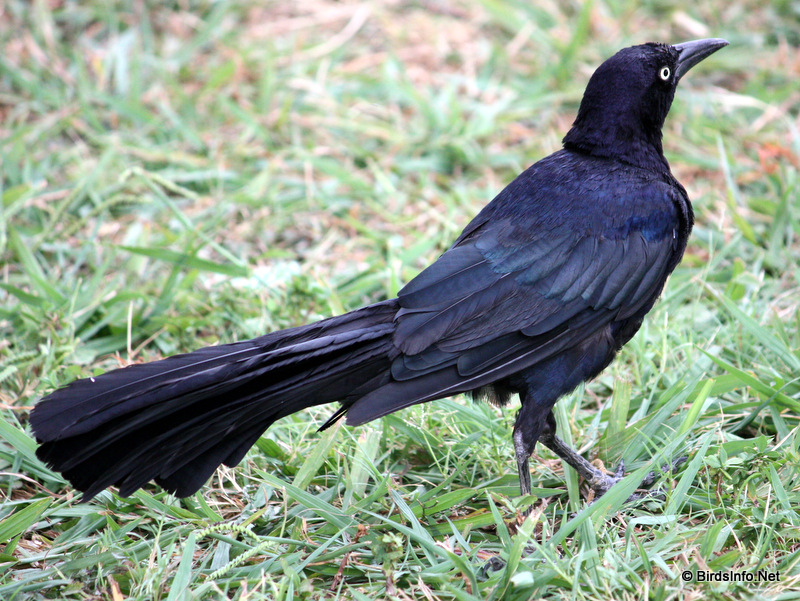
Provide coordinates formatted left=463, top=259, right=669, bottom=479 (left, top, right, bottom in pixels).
left=1, top=0, right=799, bottom=599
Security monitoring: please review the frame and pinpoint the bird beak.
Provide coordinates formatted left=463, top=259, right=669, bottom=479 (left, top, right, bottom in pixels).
left=673, top=38, right=729, bottom=80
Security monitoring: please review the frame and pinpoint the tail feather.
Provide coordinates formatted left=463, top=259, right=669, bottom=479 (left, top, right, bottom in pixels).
left=31, top=300, right=399, bottom=499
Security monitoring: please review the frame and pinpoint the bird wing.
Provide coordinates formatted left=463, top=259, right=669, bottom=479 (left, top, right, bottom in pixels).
left=394, top=214, right=675, bottom=357
left=346, top=163, right=686, bottom=425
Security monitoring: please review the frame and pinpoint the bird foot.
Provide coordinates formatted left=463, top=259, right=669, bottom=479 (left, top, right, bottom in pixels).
left=586, top=456, right=687, bottom=503
left=538, top=429, right=687, bottom=504
left=584, top=456, right=625, bottom=498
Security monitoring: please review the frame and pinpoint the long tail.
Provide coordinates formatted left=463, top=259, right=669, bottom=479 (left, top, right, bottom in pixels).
left=30, top=300, right=399, bottom=500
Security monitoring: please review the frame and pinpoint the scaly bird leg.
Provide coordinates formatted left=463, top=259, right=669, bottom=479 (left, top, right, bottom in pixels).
left=539, top=412, right=686, bottom=502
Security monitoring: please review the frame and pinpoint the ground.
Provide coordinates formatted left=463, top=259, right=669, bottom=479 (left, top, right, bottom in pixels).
left=1, top=1, right=799, bottom=599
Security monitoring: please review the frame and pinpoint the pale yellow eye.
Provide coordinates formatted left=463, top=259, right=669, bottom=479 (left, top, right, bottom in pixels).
left=659, top=66, right=671, bottom=80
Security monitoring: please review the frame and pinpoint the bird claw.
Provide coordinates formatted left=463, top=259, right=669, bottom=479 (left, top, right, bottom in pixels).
left=588, top=456, right=687, bottom=503
left=479, top=544, right=544, bottom=579
left=639, top=456, right=688, bottom=488
left=585, top=458, right=624, bottom=498
left=480, top=556, right=507, bottom=579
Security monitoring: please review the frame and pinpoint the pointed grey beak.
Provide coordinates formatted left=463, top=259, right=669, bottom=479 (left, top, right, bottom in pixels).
left=673, top=38, right=729, bottom=80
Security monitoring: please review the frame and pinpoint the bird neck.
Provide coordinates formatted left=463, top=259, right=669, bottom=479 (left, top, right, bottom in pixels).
left=562, top=117, right=671, bottom=172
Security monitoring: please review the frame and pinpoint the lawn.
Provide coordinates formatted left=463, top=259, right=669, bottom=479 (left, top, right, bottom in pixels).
left=1, top=1, right=799, bottom=599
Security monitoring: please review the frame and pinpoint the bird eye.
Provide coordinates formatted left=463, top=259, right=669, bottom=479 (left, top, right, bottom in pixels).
left=659, top=66, right=671, bottom=81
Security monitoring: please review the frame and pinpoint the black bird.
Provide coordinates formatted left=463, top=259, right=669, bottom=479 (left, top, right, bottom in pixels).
left=31, top=39, right=728, bottom=504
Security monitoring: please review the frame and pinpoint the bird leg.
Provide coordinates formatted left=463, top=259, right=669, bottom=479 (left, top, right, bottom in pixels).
left=538, top=411, right=686, bottom=502
left=512, top=403, right=545, bottom=517
left=514, top=428, right=533, bottom=498
left=538, top=426, right=622, bottom=498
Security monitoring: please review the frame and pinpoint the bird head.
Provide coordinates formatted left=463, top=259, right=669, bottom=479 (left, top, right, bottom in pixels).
left=563, top=38, right=728, bottom=171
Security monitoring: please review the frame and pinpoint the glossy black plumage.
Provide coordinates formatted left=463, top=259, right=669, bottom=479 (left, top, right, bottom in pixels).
left=30, top=38, right=727, bottom=503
